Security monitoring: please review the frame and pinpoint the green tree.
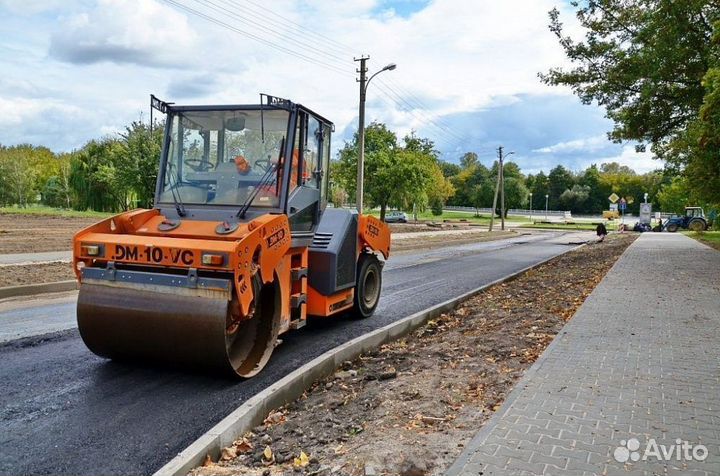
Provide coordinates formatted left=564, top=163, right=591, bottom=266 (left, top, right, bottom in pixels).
left=450, top=162, right=491, bottom=206
left=335, top=123, right=438, bottom=220
left=459, top=152, right=479, bottom=170
left=657, top=177, right=692, bottom=214
left=438, top=160, right=461, bottom=178
left=542, top=1, right=717, bottom=152
left=503, top=177, right=530, bottom=216
left=427, top=163, right=455, bottom=215
left=69, top=138, right=128, bottom=212
left=681, top=58, right=720, bottom=204
left=542, top=1, right=720, bottom=204
left=579, top=165, right=610, bottom=213
left=527, top=171, right=549, bottom=204
left=547, top=165, right=575, bottom=209
left=559, top=185, right=591, bottom=213
left=114, top=121, right=164, bottom=208
left=336, top=122, right=398, bottom=203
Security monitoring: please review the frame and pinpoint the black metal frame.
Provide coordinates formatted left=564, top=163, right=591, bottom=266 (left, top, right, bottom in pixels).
left=151, top=95, right=334, bottom=222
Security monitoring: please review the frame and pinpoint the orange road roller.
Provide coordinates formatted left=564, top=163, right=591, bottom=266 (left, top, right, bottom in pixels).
left=72, top=95, right=390, bottom=377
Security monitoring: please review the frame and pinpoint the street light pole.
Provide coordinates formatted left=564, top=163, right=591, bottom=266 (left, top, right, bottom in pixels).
left=545, top=194, right=549, bottom=220
left=354, top=56, right=396, bottom=215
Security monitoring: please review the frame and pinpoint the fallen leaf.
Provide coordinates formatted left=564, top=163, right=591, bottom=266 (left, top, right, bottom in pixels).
left=263, top=446, right=273, bottom=460
left=263, top=410, right=286, bottom=426
left=201, top=454, right=214, bottom=467
left=220, top=446, right=237, bottom=461
left=294, top=451, right=310, bottom=467
left=235, top=438, right=253, bottom=453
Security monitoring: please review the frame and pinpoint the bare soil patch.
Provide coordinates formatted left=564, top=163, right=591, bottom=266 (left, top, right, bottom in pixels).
left=392, top=230, right=517, bottom=253
left=388, top=223, right=482, bottom=234
left=192, top=234, right=636, bottom=476
left=0, top=214, right=97, bottom=254
left=0, top=262, right=74, bottom=287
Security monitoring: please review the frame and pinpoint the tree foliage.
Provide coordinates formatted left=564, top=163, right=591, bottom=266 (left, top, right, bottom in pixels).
left=542, top=1, right=720, bottom=205
left=334, top=123, right=453, bottom=220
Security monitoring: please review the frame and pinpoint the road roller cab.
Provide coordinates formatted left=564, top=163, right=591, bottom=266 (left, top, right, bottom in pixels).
left=72, top=95, right=390, bottom=377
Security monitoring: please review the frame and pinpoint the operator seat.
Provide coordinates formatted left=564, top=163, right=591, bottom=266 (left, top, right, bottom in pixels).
left=214, top=161, right=244, bottom=204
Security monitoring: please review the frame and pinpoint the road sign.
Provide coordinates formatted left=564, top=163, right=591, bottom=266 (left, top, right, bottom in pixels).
left=610, top=203, right=618, bottom=212
left=608, top=193, right=619, bottom=203
left=626, top=196, right=635, bottom=205
left=619, top=202, right=627, bottom=211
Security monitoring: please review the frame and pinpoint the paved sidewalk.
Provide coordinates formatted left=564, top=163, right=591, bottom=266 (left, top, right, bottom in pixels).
left=447, top=233, right=720, bottom=476
left=0, top=250, right=72, bottom=266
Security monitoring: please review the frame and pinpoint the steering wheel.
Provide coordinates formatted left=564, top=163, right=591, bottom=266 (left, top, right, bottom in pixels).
left=184, top=158, right=215, bottom=172
left=253, top=158, right=271, bottom=171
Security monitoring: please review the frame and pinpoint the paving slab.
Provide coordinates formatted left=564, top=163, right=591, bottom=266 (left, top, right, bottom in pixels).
left=447, top=233, right=720, bottom=476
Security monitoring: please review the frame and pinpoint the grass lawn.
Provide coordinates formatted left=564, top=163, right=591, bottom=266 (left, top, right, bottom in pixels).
left=0, top=205, right=113, bottom=219
left=683, top=231, right=720, bottom=251
left=367, top=209, right=528, bottom=224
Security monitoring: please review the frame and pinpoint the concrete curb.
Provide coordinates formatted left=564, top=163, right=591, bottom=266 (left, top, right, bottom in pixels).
left=154, top=245, right=584, bottom=476
left=0, top=280, right=77, bottom=300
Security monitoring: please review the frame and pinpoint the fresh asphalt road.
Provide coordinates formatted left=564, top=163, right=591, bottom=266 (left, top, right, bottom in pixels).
left=0, top=232, right=587, bottom=476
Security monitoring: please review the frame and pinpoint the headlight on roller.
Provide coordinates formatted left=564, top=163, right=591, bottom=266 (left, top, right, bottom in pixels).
left=81, top=244, right=104, bottom=257
left=201, top=253, right=225, bottom=266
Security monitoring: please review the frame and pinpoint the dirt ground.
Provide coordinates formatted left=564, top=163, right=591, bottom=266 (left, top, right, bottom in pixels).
left=0, top=214, right=97, bottom=254
left=0, top=263, right=74, bottom=288
left=392, top=230, right=517, bottom=253
left=192, top=234, right=637, bottom=476
left=0, top=213, right=516, bottom=288
left=388, top=223, right=483, bottom=234
left=0, top=214, right=486, bottom=255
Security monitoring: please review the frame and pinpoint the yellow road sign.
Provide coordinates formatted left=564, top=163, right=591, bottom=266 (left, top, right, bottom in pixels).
left=608, top=193, right=619, bottom=203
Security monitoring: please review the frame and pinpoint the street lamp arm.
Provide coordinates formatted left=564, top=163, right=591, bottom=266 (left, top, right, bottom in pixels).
left=363, top=64, right=397, bottom=94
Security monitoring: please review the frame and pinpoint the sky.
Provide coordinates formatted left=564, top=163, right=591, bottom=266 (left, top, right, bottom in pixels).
left=0, top=0, right=662, bottom=174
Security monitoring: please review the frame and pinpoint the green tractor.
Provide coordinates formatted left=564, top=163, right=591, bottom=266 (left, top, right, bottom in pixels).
left=664, top=207, right=708, bottom=232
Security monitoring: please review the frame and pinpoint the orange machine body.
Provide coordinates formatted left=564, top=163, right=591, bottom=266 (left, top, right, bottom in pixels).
left=73, top=208, right=390, bottom=333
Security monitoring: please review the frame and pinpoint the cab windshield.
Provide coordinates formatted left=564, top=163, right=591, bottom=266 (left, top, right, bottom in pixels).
left=159, top=109, right=289, bottom=207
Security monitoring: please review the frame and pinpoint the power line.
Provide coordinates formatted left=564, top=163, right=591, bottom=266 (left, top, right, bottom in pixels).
left=377, top=80, right=468, bottom=144
left=191, top=0, right=354, bottom=65
left=230, top=0, right=357, bottom=56
left=161, top=0, right=353, bottom=76
left=160, top=0, right=490, bottom=160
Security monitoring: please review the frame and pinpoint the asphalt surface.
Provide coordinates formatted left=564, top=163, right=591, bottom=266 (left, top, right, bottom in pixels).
left=0, top=232, right=585, bottom=476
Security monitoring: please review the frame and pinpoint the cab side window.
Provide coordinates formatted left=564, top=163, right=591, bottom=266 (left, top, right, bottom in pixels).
left=320, top=124, right=331, bottom=207
left=303, top=116, right=321, bottom=189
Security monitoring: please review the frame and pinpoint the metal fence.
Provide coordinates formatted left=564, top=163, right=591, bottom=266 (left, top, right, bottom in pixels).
left=443, top=206, right=568, bottom=217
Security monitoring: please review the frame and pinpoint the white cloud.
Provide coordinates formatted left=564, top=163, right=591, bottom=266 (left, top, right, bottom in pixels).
left=48, top=0, right=197, bottom=67
left=1, top=0, right=589, bottom=157
left=0, top=0, right=66, bottom=15
left=595, top=145, right=662, bottom=174
left=534, top=134, right=610, bottom=154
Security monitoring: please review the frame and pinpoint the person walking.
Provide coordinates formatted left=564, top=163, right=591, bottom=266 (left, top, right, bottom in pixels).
left=596, top=222, right=608, bottom=242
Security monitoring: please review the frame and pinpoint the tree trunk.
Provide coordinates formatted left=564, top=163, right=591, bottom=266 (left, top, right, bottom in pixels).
left=380, top=203, right=387, bottom=221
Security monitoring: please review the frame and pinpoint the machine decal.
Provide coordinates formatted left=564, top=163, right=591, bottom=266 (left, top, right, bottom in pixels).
left=266, top=228, right=286, bottom=248
left=367, top=223, right=379, bottom=238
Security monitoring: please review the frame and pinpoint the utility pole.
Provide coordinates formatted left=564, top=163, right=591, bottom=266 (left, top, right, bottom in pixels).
left=499, top=147, right=506, bottom=231
left=355, top=55, right=369, bottom=214
left=489, top=151, right=502, bottom=232
left=353, top=57, right=396, bottom=215
left=489, top=146, right=512, bottom=231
